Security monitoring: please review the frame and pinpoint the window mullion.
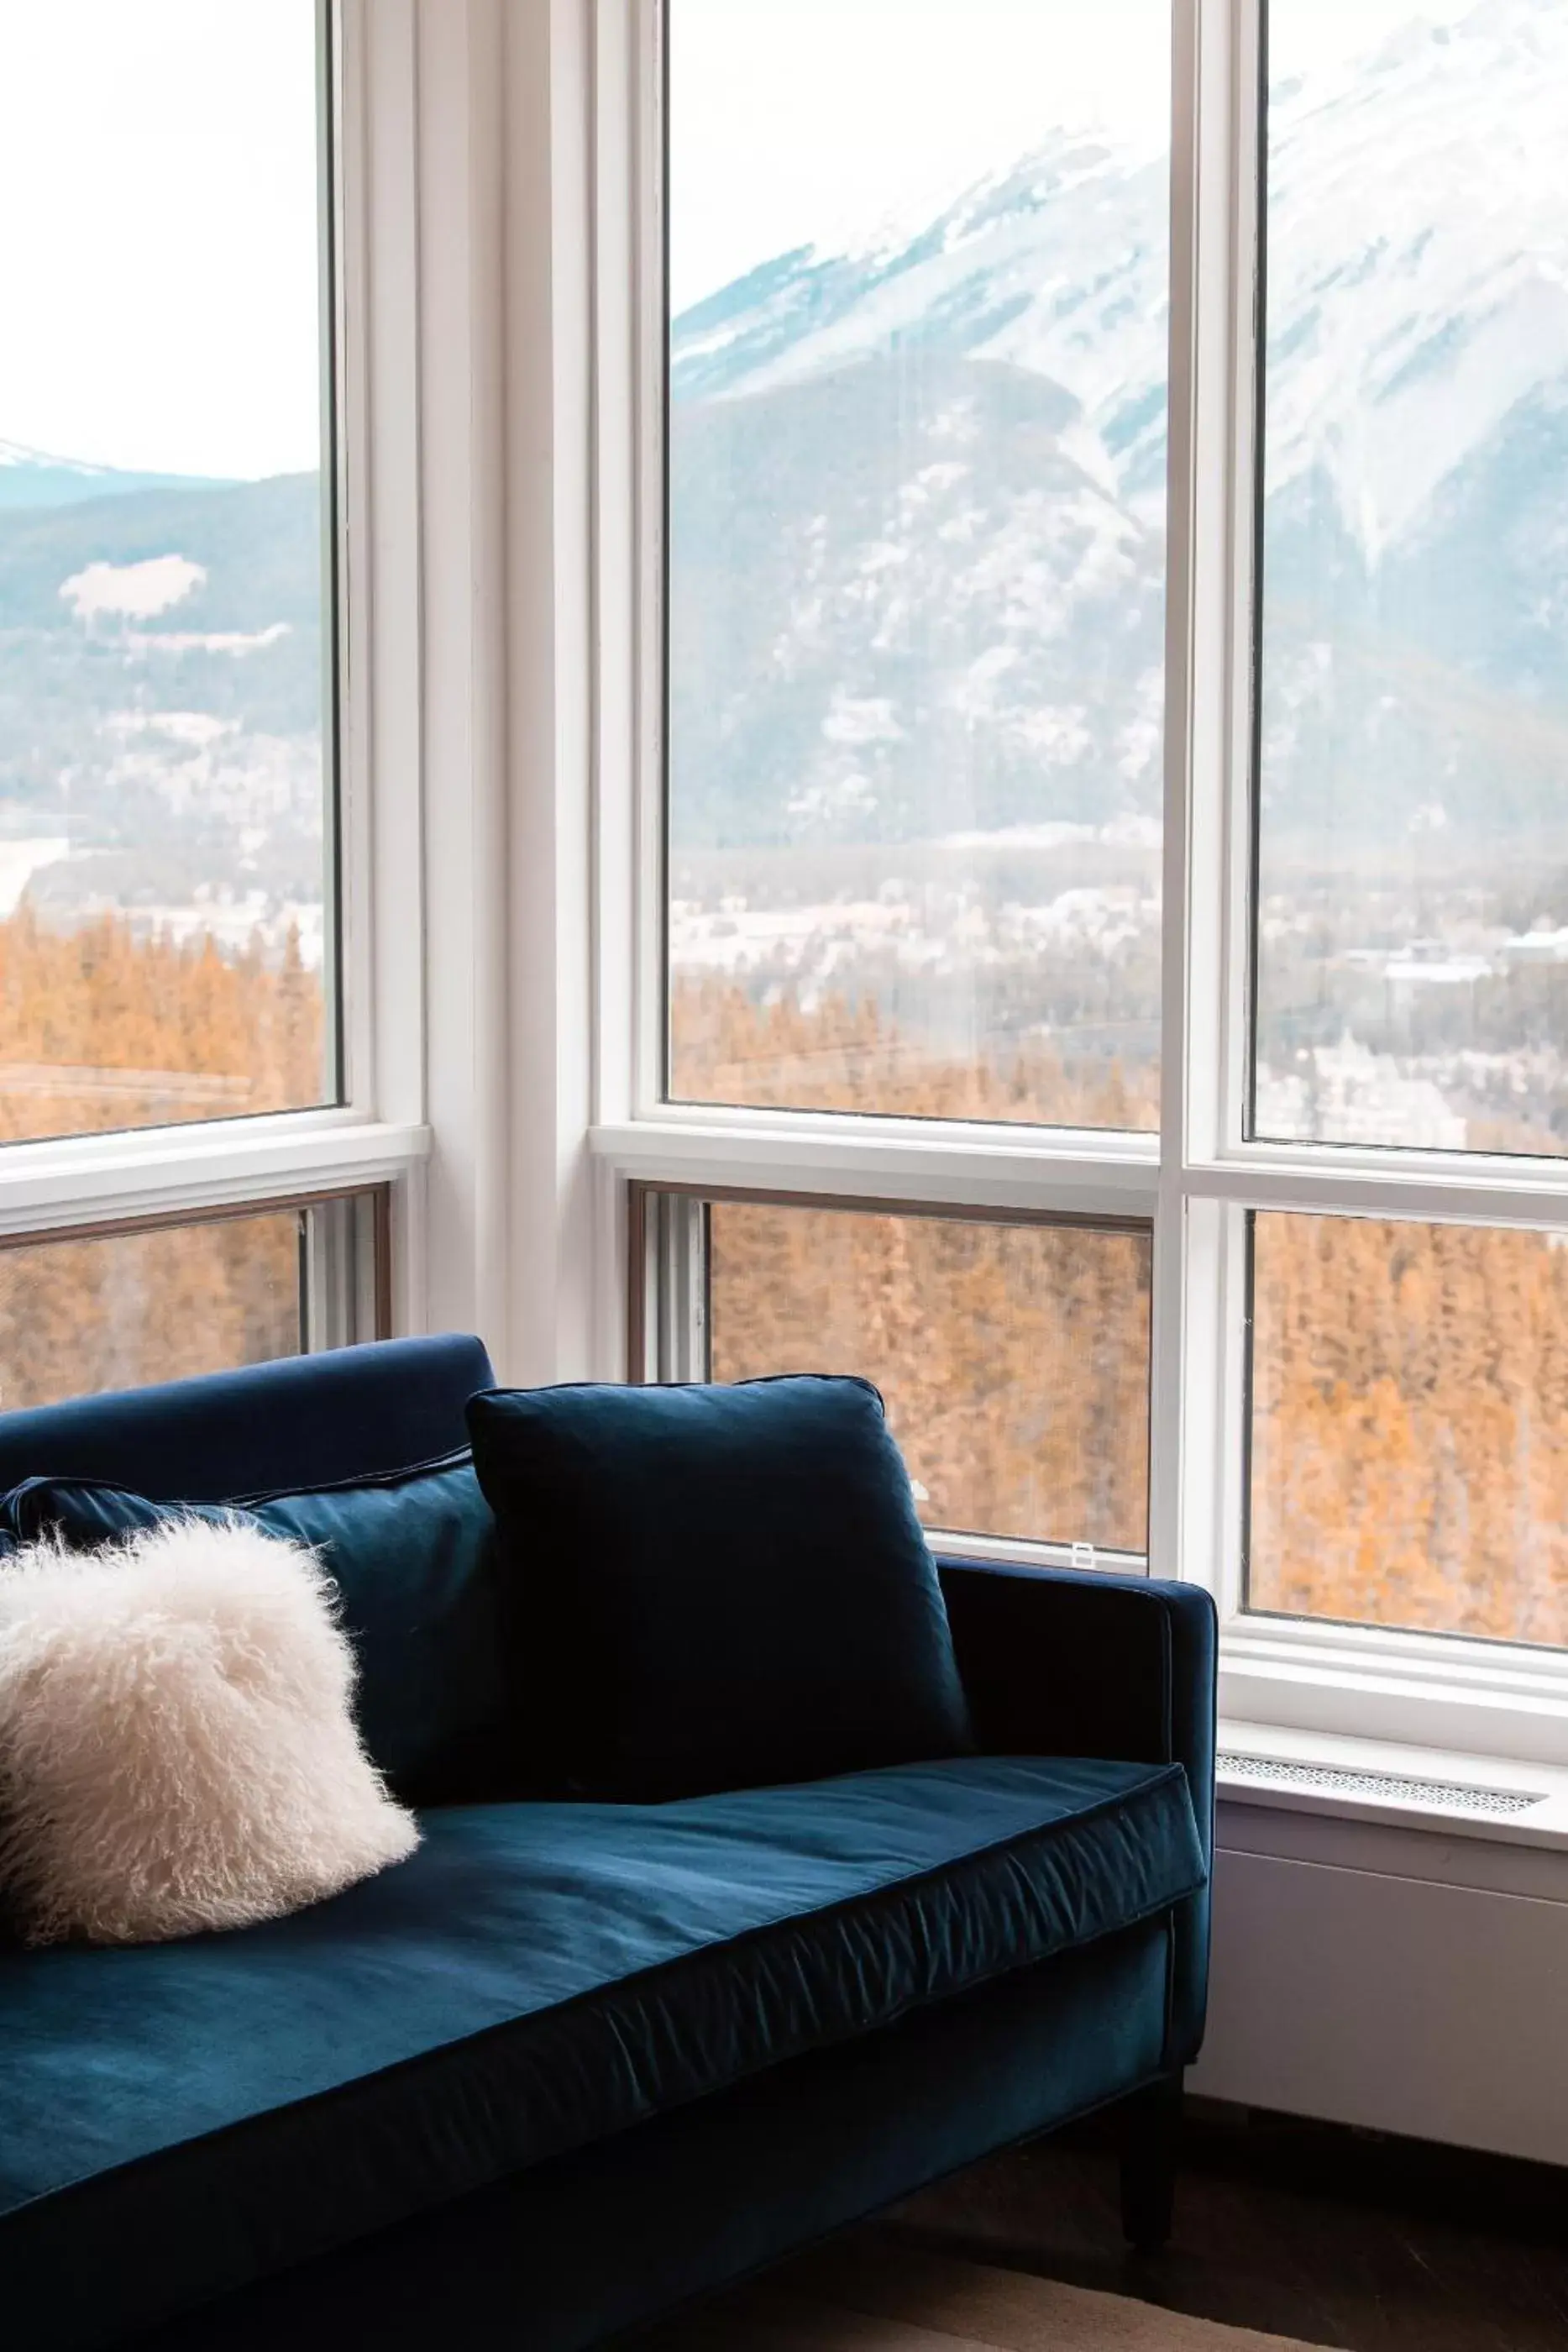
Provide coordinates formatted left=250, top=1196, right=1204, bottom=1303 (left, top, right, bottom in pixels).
left=1154, top=0, right=1257, bottom=1586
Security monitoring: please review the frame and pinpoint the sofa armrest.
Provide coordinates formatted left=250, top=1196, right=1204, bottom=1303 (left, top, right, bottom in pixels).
left=936, top=1557, right=1217, bottom=2066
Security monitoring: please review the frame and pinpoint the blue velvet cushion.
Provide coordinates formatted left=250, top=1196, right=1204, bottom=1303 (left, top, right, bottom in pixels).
left=0, top=1754, right=1205, bottom=2347
left=0, top=1334, right=494, bottom=1502
left=0, top=1455, right=511, bottom=1807
left=466, top=1376, right=974, bottom=1799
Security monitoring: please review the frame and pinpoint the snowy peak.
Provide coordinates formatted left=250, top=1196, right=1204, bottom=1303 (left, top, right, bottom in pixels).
left=1, top=438, right=103, bottom=471
left=0, top=438, right=115, bottom=488
left=674, top=124, right=1168, bottom=519
left=673, top=0, right=1568, bottom=562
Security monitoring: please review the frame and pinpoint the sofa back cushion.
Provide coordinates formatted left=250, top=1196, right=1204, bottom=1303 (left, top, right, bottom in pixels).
left=0, top=1334, right=495, bottom=1503
left=466, top=1375, right=973, bottom=1802
left=2, top=1455, right=512, bottom=1807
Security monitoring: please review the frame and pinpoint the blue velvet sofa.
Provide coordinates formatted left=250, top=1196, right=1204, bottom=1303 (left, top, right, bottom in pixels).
left=0, top=1335, right=1215, bottom=2350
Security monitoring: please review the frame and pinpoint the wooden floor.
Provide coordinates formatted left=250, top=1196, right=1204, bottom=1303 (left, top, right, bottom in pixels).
left=864, top=2103, right=1568, bottom=2352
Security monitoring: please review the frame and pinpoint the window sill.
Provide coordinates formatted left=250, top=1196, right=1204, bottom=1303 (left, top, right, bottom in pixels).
left=1217, top=1718, right=1568, bottom=1853
left=0, top=1116, right=431, bottom=1236
left=590, top=1114, right=1159, bottom=1217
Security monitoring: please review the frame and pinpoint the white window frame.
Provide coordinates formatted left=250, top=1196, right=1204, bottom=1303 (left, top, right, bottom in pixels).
left=0, top=0, right=431, bottom=1341
left=583, top=0, right=1568, bottom=1772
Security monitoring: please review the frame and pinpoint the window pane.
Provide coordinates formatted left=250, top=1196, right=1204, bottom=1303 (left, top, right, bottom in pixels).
left=0, top=1192, right=382, bottom=1414
left=0, top=1, right=336, bottom=1145
left=1249, top=1211, right=1568, bottom=1647
left=1253, top=3, right=1568, bottom=1154
left=655, top=1194, right=1151, bottom=1551
left=666, top=2, right=1169, bottom=1130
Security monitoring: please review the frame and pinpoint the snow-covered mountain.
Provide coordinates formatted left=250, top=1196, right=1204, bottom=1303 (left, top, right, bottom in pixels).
left=670, top=0, right=1568, bottom=853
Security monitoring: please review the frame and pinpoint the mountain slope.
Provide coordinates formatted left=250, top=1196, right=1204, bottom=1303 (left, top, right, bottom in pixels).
left=672, top=352, right=1162, bottom=848
left=0, top=439, right=226, bottom=512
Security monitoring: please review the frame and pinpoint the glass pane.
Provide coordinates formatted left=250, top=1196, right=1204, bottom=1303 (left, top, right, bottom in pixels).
left=0, top=1194, right=381, bottom=1415
left=698, top=1198, right=1151, bottom=1551
left=1253, top=3, right=1568, bottom=1154
left=667, top=1, right=1170, bottom=1130
left=0, top=1, right=336, bottom=1146
left=1249, top=1211, right=1568, bottom=1647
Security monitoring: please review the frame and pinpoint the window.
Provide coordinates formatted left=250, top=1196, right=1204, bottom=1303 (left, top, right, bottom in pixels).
left=0, top=0, right=338, bottom=1145
left=1248, top=1211, right=1568, bottom=1648
left=0, top=6, right=420, bottom=1421
left=0, top=1189, right=385, bottom=1415
left=593, top=0, right=1568, bottom=1763
left=633, top=1189, right=1151, bottom=1554
left=665, top=0, right=1170, bottom=1131
left=1232, top=0, right=1568, bottom=1677
left=1251, top=2, right=1568, bottom=1159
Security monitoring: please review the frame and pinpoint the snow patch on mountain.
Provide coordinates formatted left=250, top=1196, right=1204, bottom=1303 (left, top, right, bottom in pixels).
left=61, top=554, right=206, bottom=622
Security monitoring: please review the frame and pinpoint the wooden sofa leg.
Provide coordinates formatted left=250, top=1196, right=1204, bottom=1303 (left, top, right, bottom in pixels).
left=1119, top=2073, right=1183, bottom=2252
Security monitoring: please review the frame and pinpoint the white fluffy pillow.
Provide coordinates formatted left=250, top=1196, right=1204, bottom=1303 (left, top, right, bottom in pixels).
left=0, top=1517, right=419, bottom=1945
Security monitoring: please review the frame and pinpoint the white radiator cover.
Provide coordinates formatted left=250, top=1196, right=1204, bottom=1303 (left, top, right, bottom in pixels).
left=1191, top=1806, right=1568, bottom=2165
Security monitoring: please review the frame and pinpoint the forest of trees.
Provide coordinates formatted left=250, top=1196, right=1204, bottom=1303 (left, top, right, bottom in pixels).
left=3, top=915, right=1563, bottom=1653
left=1250, top=1212, right=1568, bottom=1649
left=0, top=906, right=322, bottom=1145
left=672, top=974, right=1159, bottom=1133
left=0, top=910, right=319, bottom=1412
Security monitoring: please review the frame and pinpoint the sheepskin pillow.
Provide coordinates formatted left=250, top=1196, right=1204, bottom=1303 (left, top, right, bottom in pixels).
left=0, top=1517, right=418, bottom=1945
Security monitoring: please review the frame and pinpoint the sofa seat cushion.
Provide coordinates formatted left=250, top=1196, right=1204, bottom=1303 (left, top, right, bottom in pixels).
left=0, top=1755, right=1204, bottom=2349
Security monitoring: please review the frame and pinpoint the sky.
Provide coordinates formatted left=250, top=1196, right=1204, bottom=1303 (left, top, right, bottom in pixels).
left=0, top=0, right=321, bottom=480
left=670, top=0, right=1487, bottom=314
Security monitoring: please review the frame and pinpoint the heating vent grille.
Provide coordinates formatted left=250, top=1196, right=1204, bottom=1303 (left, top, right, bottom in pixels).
left=1218, top=1751, right=1544, bottom=1818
